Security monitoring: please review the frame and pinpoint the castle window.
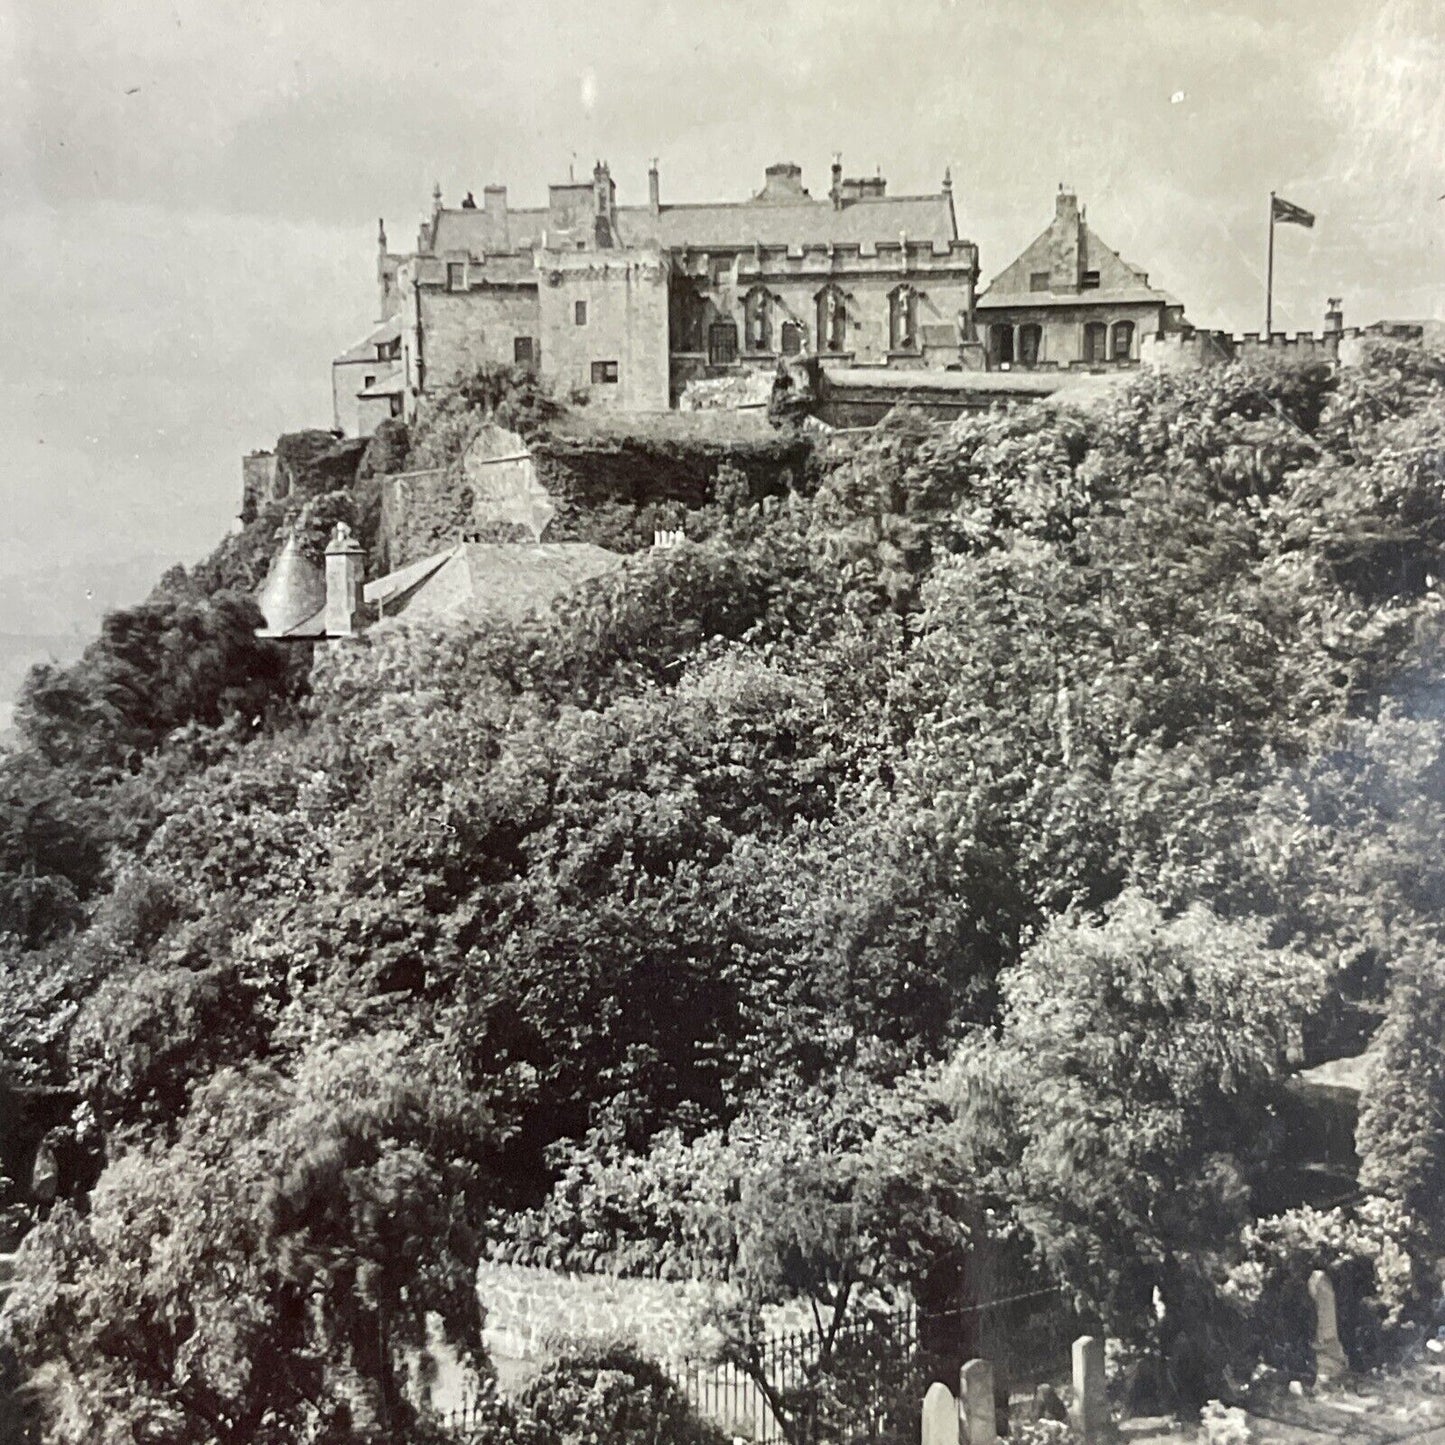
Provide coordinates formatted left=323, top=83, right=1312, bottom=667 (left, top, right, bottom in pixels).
left=1018, top=324, right=1042, bottom=366
left=1030, top=271, right=1051, bottom=292
left=990, top=324, right=1014, bottom=367
left=389, top=395, right=404, bottom=418
left=1081, top=270, right=1101, bottom=290
left=816, top=286, right=848, bottom=353
left=708, top=321, right=739, bottom=366
left=1111, top=320, right=1135, bottom=361
left=363, top=374, right=376, bottom=390
left=591, top=360, right=619, bottom=383
left=514, top=337, right=536, bottom=367
left=780, top=321, right=803, bottom=356
left=1083, top=321, right=1108, bottom=363
left=889, top=286, right=918, bottom=352
left=574, top=300, right=588, bottom=326
left=447, top=263, right=466, bottom=291
left=744, top=286, right=772, bottom=352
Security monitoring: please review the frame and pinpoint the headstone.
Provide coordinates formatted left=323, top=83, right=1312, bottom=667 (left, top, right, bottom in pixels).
left=959, top=1360, right=998, bottom=1445
left=1070, top=1335, right=1112, bottom=1441
left=1309, top=1270, right=1348, bottom=1384
left=1033, top=1383, right=1068, bottom=1423
left=922, top=1381, right=960, bottom=1445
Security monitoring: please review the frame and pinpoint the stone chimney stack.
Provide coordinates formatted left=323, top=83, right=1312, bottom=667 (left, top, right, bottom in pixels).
left=1325, top=296, right=1344, bottom=334
left=830, top=153, right=843, bottom=210
left=432, top=182, right=443, bottom=218
left=484, top=184, right=507, bottom=214
left=1051, top=185, right=1082, bottom=290
left=648, top=158, right=660, bottom=215
left=324, top=522, right=366, bottom=638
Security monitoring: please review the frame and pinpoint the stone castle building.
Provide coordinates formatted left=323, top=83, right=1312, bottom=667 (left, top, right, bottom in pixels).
left=976, top=187, right=1186, bottom=370
left=333, top=157, right=987, bottom=430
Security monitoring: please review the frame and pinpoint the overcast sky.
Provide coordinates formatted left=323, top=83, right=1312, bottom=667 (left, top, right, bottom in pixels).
left=2, top=0, right=1442, bottom=615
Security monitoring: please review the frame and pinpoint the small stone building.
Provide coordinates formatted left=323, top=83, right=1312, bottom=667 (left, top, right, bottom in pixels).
left=976, top=187, right=1188, bottom=371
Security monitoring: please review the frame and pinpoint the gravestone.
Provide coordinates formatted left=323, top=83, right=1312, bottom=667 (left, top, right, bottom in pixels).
left=1033, top=1382, right=1068, bottom=1423
left=959, top=1359, right=998, bottom=1445
left=1309, top=1270, right=1348, bottom=1384
left=921, top=1381, right=959, bottom=1445
left=1070, top=1335, right=1112, bottom=1441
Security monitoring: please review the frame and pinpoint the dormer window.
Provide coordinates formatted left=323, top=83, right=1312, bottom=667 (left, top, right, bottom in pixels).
left=1081, top=270, right=1101, bottom=290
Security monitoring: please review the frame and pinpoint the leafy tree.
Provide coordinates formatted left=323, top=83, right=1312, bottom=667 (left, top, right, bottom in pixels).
left=2, top=1033, right=492, bottom=1445
left=947, top=893, right=1328, bottom=1359
left=504, top=1070, right=974, bottom=1445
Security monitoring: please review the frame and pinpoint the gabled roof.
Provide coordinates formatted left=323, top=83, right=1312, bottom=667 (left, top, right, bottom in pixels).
left=429, top=194, right=957, bottom=257
left=333, top=317, right=402, bottom=365
left=979, top=195, right=1179, bottom=310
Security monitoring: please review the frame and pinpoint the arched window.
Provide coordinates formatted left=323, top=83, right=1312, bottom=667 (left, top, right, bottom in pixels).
left=991, top=324, right=1015, bottom=367
left=744, top=286, right=773, bottom=353
left=1111, top=320, right=1135, bottom=361
left=1018, top=323, right=1042, bottom=367
left=889, top=286, right=918, bottom=352
left=1083, top=322, right=1108, bottom=364
left=816, top=286, right=848, bottom=353
left=780, top=321, right=804, bottom=356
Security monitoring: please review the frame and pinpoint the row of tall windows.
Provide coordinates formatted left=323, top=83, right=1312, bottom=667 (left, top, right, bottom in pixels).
left=989, top=319, right=1136, bottom=366
left=695, top=285, right=921, bottom=364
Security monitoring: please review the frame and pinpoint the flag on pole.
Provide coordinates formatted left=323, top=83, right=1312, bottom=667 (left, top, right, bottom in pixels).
left=1271, top=195, right=1316, bottom=228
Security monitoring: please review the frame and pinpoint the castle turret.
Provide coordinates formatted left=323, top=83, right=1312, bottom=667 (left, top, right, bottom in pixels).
left=324, top=522, right=366, bottom=638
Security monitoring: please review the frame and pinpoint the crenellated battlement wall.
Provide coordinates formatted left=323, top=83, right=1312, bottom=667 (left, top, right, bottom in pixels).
left=1141, top=324, right=1402, bottom=373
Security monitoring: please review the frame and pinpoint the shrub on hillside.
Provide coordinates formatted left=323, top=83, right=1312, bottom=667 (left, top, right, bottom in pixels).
left=515, top=1341, right=726, bottom=1445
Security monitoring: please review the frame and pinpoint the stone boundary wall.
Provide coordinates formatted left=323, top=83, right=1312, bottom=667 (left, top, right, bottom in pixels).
left=476, top=1262, right=813, bottom=1367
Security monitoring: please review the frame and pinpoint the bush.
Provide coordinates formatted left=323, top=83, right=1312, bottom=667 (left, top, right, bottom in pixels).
left=1220, top=1198, right=1423, bottom=1377
left=511, top=1341, right=726, bottom=1445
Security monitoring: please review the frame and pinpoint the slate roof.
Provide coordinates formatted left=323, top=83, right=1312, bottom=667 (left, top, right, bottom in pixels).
left=429, top=194, right=957, bottom=257
left=356, top=366, right=404, bottom=398
left=334, top=317, right=403, bottom=364
left=370, top=541, right=623, bottom=625
left=255, top=535, right=326, bottom=637
left=265, top=541, right=624, bottom=641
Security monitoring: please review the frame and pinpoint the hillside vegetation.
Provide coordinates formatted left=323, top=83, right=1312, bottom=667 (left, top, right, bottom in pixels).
left=3, top=345, right=1445, bottom=1442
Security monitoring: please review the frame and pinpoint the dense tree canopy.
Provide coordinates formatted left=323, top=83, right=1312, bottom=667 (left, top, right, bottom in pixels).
left=4, top=346, right=1445, bottom=1436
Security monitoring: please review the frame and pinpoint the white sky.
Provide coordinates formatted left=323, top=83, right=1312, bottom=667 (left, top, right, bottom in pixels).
left=1, top=0, right=1441, bottom=605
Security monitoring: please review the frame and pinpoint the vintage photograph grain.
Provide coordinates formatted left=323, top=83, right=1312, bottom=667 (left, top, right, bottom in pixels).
left=2, top=2, right=1444, bottom=1442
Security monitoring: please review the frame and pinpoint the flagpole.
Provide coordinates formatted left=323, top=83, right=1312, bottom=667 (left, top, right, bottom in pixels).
left=1266, top=191, right=1276, bottom=335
